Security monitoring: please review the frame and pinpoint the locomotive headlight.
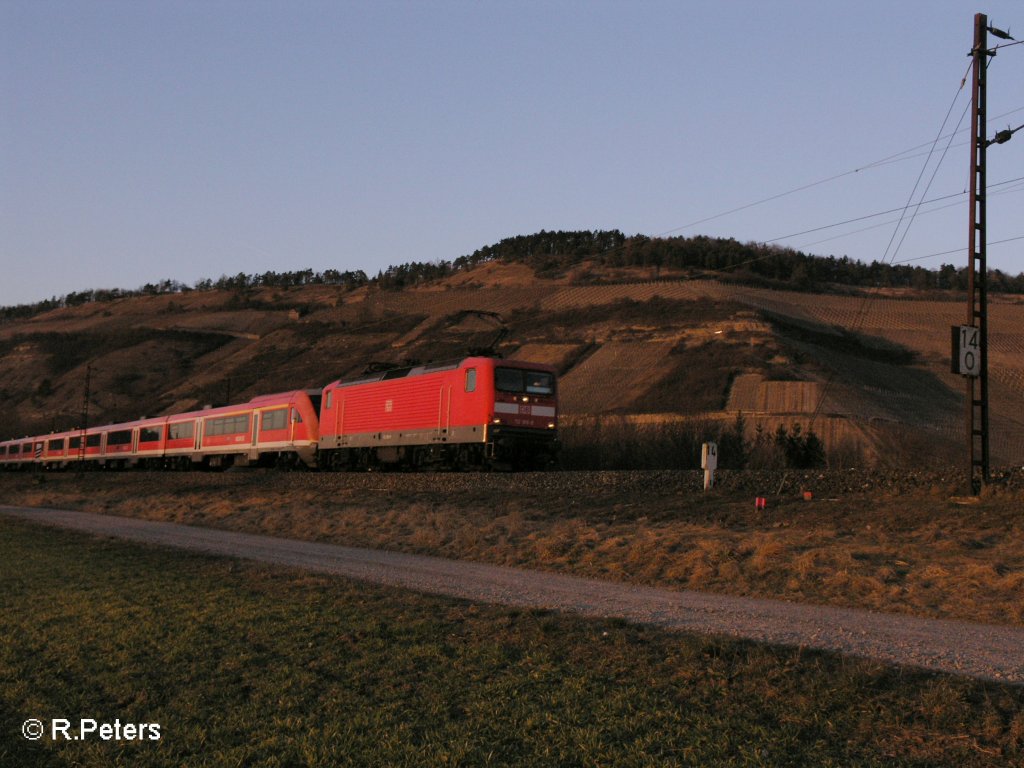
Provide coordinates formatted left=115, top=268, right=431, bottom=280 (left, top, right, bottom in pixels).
left=547, top=422, right=556, bottom=429
left=492, top=418, right=502, bottom=424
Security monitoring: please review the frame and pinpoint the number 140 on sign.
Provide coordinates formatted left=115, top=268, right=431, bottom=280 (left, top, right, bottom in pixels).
left=951, top=325, right=981, bottom=377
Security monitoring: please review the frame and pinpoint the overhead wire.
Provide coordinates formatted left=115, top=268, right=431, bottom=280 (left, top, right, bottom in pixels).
left=881, top=90, right=970, bottom=269
left=654, top=60, right=980, bottom=240
left=796, top=176, right=1024, bottom=250
left=990, top=39, right=1024, bottom=53
left=805, top=58, right=973, bottom=433
left=894, top=235, right=1024, bottom=265
left=538, top=101, right=1024, bottom=279
left=655, top=143, right=950, bottom=238
left=763, top=190, right=966, bottom=245
left=798, top=199, right=968, bottom=250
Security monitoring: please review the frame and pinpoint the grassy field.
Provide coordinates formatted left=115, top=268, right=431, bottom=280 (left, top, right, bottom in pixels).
left=4, top=471, right=1023, bottom=626
left=1, top=516, right=1022, bottom=767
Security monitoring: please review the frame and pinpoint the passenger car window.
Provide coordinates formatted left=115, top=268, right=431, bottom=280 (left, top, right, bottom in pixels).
left=261, top=409, right=287, bottom=431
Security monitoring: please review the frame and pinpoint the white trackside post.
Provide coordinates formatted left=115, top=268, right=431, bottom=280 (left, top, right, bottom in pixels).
left=702, top=441, right=717, bottom=491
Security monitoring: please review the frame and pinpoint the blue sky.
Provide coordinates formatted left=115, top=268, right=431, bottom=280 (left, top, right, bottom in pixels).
left=2, top=0, right=1022, bottom=306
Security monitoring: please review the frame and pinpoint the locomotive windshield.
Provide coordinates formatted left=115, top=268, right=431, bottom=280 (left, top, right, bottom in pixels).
left=495, top=367, right=555, bottom=396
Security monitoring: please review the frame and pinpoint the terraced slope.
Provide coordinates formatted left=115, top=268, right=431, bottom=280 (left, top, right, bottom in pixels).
left=2, top=264, right=1022, bottom=465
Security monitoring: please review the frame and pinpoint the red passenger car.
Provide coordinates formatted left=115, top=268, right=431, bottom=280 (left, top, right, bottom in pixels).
left=1, top=390, right=321, bottom=471
left=133, top=416, right=170, bottom=467
left=318, top=356, right=558, bottom=470
left=42, top=431, right=72, bottom=467
left=171, top=389, right=320, bottom=469
left=0, top=438, right=27, bottom=469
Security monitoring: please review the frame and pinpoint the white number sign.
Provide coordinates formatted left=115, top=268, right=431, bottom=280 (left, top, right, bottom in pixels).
left=952, top=325, right=981, bottom=377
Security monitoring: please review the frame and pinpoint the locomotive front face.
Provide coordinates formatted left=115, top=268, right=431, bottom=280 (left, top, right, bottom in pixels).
left=490, top=366, right=557, bottom=430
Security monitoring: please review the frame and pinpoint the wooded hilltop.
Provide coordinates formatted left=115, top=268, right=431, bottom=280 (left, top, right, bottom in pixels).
left=4, top=230, right=1024, bottom=321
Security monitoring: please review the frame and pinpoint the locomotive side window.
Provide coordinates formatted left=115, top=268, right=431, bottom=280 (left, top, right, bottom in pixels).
left=9, top=444, right=19, bottom=455
left=86, top=434, right=101, bottom=448
left=292, top=408, right=303, bottom=424
left=69, top=437, right=81, bottom=450
left=139, top=427, right=162, bottom=443
left=48, top=438, right=64, bottom=451
left=465, top=368, right=476, bottom=393
left=261, top=409, right=287, bottom=431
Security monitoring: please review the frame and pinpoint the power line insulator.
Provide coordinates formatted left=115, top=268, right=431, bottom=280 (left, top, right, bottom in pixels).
left=986, top=124, right=1021, bottom=147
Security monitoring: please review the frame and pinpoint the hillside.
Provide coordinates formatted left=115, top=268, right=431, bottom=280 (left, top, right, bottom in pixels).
left=2, top=260, right=1024, bottom=467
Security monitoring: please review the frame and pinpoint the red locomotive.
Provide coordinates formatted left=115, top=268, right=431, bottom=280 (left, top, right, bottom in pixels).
left=0, top=356, right=558, bottom=471
left=319, top=356, right=557, bottom=470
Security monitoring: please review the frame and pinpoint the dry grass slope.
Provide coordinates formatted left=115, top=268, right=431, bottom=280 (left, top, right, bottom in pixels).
left=4, top=470, right=1023, bottom=627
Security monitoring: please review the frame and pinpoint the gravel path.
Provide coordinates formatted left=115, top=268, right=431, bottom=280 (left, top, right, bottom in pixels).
left=3, top=504, right=1023, bottom=685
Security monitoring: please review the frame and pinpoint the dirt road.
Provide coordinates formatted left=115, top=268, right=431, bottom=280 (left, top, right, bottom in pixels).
left=3, top=504, right=1022, bottom=685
